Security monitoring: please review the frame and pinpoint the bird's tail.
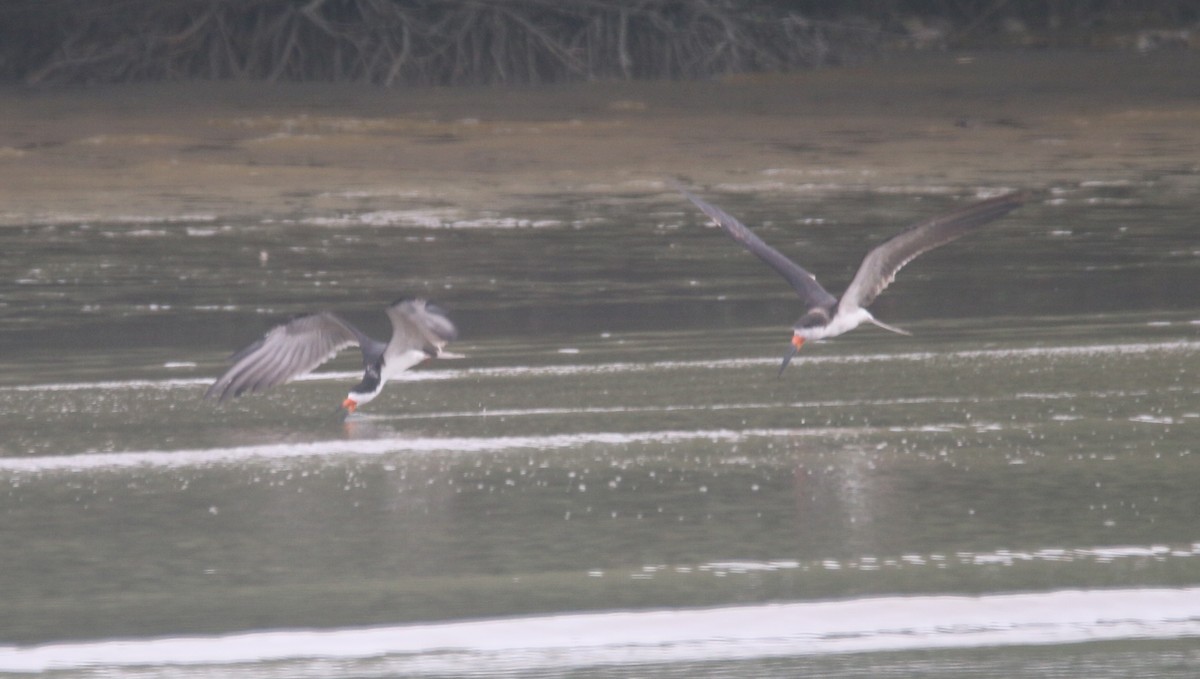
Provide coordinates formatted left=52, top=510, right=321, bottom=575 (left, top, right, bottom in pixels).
left=869, top=317, right=912, bottom=336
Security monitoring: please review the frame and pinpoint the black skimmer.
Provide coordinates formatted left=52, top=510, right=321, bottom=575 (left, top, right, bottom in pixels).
left=206, top=298, right=460, bottom=411
left=677, top=186, right=1026, bottom=374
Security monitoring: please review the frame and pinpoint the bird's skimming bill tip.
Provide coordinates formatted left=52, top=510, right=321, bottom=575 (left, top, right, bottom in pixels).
left=342, top=398, right=357, bottom=413
left=778, top=336, right=805, bottom=377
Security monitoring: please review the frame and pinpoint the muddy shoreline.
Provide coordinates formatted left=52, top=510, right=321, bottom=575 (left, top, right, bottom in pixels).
left=1, top=50, right=1198, bottom=226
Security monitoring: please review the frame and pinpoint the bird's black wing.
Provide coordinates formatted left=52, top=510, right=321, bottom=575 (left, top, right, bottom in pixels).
left=677, top=185, right=838, bottom=310
left=205, top=312, right=369, bottom=401
left=385, top=298, right=458, bottom=357
left=838, top=192, right=1027, bottom=315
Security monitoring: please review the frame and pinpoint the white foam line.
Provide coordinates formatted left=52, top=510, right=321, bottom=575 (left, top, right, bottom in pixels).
left=4, top=340, right=1196, bottom=394
left=373, top=401, right=809, bottom=421
left=695, top=543, right=1200, bottom=574
left=0, top=428, right=814, bottom=474
left=360, top=387, right=1180, bottom=422
left=4, top=213, right=218, bottom=226
left=0, top=371, right=438, bottom=394
left=3, top=377, right=212, bottom=393
left=4, top=588, right=1200, bottom=673
left=461, top=340, right=1199, bottom=380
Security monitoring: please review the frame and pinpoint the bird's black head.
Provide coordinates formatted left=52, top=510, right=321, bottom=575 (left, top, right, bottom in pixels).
left=343, top=364, right=382, bottom=413
left=779, top=308, right=830, bottom=377
left=793, top=308, right=831, bottom=332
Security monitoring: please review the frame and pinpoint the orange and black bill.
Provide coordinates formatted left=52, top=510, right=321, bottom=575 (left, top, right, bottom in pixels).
left=777, top=336, right=805, bottom=377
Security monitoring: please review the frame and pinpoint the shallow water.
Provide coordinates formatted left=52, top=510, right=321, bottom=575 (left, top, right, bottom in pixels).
left=1, top=165, right=1199, bottom=675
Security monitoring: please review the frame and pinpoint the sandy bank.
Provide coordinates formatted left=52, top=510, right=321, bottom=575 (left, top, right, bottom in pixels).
left=1, top=51, right=1198, bottom=225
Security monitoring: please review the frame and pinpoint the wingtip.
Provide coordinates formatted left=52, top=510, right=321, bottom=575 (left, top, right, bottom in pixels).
left=205, top=380, right=243, bottom=402
left=1001, top=189, right=1031, bottom=204
left=665, top=176, right=690, bottom=191
left=390, top=297, right=452, bottom=320
left=389, top=296, right=422, bottom=309
left=671, top=182, right=725, bottom=227
left=666, top=177, right=702, bottom=203
left=988, top=189, right=1035, bottom=209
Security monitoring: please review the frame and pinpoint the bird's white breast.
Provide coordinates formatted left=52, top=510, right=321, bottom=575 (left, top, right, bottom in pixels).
left=382, top=348, right=431, bottom=381
left=798, top=307, right=873, bottom=341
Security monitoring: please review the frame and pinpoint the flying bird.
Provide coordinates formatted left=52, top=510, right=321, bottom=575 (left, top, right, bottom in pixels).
left=677, top=186, right=1026, bottom=374
left=206, top=298, right=460, bottom=411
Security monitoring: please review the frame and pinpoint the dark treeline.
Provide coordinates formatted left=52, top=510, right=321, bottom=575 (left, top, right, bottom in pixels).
left=0, top=0, right=1195, bottom=87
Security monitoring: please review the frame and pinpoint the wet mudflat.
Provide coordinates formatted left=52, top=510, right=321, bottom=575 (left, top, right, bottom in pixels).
left=1, top=52, right=1199, bottom=676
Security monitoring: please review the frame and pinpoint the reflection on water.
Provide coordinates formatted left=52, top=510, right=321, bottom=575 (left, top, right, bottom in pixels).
left=0, top=175, right=1198, bottom=676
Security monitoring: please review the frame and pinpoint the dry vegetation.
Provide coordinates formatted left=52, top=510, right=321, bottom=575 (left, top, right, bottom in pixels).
left=0, top=0, right=1195, bottom=86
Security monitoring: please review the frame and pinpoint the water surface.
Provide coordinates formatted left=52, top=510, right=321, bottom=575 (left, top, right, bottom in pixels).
left=1, top=165, right=1198, bottom=675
